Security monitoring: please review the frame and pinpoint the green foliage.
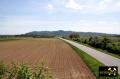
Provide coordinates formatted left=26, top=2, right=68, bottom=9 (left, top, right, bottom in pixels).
left=106, top=43, right=120, bottom=54
left=70, top=35, right=120, bottom=56
left=0, top=61, right=54, bottom=79
left=69, top=33, right=80, bottom=39
left=16, top=64, right=33, bottom=79
left=101, top=37, right=111, bottom=49
left=69, top=44, right=119, bottom=79
left=8, top=62, right=19, bottom=79
left=89, top=36, right=100, bottom=47
left=0, top=61, right=7, bottom=79
left=33, top=63, right=54, bottom=79
left=0, top=36, right=18, bottom=41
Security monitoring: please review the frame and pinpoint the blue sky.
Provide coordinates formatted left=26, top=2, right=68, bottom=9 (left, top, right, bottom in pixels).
left=0, top=0, right=120, bottom=35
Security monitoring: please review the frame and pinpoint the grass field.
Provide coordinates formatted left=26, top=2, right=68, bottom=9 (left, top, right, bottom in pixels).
left=0, top=38, right=95, bottom=79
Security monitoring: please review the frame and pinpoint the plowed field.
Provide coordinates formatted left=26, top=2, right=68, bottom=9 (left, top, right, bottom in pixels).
left=0, top=38, right=96, bottom=79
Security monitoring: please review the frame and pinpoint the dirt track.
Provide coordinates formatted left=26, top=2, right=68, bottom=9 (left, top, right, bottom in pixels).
left=0, top=38, right=96, bottom=79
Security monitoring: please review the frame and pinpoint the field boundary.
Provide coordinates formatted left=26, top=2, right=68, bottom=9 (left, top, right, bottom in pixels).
left=63, top=40, right=103, bottom=77
left=61, top=38, right=120, bottom=79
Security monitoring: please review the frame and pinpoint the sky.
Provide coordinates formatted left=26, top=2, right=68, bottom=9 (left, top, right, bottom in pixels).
left=0, top=0, right=120, bottom=35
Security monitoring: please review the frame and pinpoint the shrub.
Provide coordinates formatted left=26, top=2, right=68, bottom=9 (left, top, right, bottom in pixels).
left=106, top=43, right=120, bottom=54
left=0, top=61, right=7, bottom=79
left=69, top=33, right=80, bottom=39
left=8, top=62, right=18, bottom=79
left=16, top=64, right=33, bottom=79
left=0, top=61, right=54, bottom=79
left=33, top=63, right=54, bottom=79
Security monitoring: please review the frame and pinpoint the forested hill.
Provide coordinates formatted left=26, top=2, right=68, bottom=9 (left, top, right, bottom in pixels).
left=24, top=30, right=118, bottom=36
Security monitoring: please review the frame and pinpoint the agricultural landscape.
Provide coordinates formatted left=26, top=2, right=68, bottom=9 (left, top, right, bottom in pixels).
left=0, top=31, right=120, bottom=79
left=0, top=38, right=96, bottom=79
left=1, top=0, right=120, bottom=78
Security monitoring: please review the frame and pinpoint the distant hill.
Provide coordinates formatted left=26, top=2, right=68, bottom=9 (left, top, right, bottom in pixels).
left=24, top=30, right=118, bottom=37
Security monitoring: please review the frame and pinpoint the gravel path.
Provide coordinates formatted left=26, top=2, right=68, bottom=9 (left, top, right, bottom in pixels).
left=61, top=38, right=120, bottom=74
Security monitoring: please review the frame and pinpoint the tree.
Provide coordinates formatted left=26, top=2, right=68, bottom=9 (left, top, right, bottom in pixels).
left=101, top=37, right=111, bottom=49
left=69, top=33, right=80, bottom=39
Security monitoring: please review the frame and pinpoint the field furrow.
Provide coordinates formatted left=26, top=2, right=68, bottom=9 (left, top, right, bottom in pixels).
left=0, top=38, right=96, bottom=79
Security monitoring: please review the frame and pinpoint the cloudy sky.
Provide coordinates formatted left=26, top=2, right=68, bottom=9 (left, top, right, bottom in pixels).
left=0, top=0, right=120, bottom=35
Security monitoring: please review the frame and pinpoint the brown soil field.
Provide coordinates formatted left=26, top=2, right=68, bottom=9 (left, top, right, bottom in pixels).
left=0, top=38, right=96, bottom=79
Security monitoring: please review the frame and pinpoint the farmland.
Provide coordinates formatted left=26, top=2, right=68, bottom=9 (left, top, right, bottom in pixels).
left=0, top=38, right=95, bottom=79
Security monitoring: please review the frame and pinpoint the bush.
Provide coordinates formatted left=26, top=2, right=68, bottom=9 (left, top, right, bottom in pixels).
left=33, top=63, right=54, bottom=79
left=69, top=33, right=80, bottom=39
left=71, top=36, right=120, bottom=56
left=0, top=61, right=7, bottom=79
left=106, top=43, right=120, bottom=54
left=0, top=62, right=54, bottom=79
left=8, top=62, right=19, bottom=79
left=16, top=64, right=33, bottom=79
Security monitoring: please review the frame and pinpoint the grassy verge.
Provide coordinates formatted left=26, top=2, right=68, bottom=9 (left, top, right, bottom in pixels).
left=70, top=44, right=104, bottom=78
left=65, top=41, right=120, bottom=79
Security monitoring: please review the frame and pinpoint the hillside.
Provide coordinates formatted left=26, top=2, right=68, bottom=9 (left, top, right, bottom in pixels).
left=24, top=30, right=118, bottom=37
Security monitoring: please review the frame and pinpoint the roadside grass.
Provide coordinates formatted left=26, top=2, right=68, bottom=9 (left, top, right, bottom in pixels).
left=69, top=44, right=104, bottom=78
left=64, top=41, right=120, bottom=79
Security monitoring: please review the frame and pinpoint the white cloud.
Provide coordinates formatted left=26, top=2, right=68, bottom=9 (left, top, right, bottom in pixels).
left=69, top=20, right=120, bottom=34
left=1, top=16, right=120, bottom=34
left=64, top=0, right=120, bottom=13
left=115, top=1, right=120, bottom=7
left=65, top=0, right=83, bottom=10
left=46, top=4, right=54, bottom=10
left=97, top=0, right=114, bottom=11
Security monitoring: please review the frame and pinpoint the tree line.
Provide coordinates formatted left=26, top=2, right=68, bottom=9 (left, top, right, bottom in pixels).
left=69, top=33, right=120, bottom=55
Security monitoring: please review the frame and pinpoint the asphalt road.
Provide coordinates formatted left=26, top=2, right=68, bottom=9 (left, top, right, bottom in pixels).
left=61, top=38, right=120, bottom=74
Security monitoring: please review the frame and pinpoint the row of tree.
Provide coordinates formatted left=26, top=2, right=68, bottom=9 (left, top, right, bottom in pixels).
left=69, top=33, right=120, bottom=55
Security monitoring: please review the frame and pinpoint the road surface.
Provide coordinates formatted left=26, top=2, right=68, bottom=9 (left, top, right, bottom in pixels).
left=61, top=38, right=120, bottom=74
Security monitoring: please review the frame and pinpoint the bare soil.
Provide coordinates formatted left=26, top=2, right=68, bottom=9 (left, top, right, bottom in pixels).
left=0, top=38, right=96, bottom=79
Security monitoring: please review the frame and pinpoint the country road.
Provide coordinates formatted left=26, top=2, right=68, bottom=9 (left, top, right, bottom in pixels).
left=61, top=38, right=120, bottom=74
